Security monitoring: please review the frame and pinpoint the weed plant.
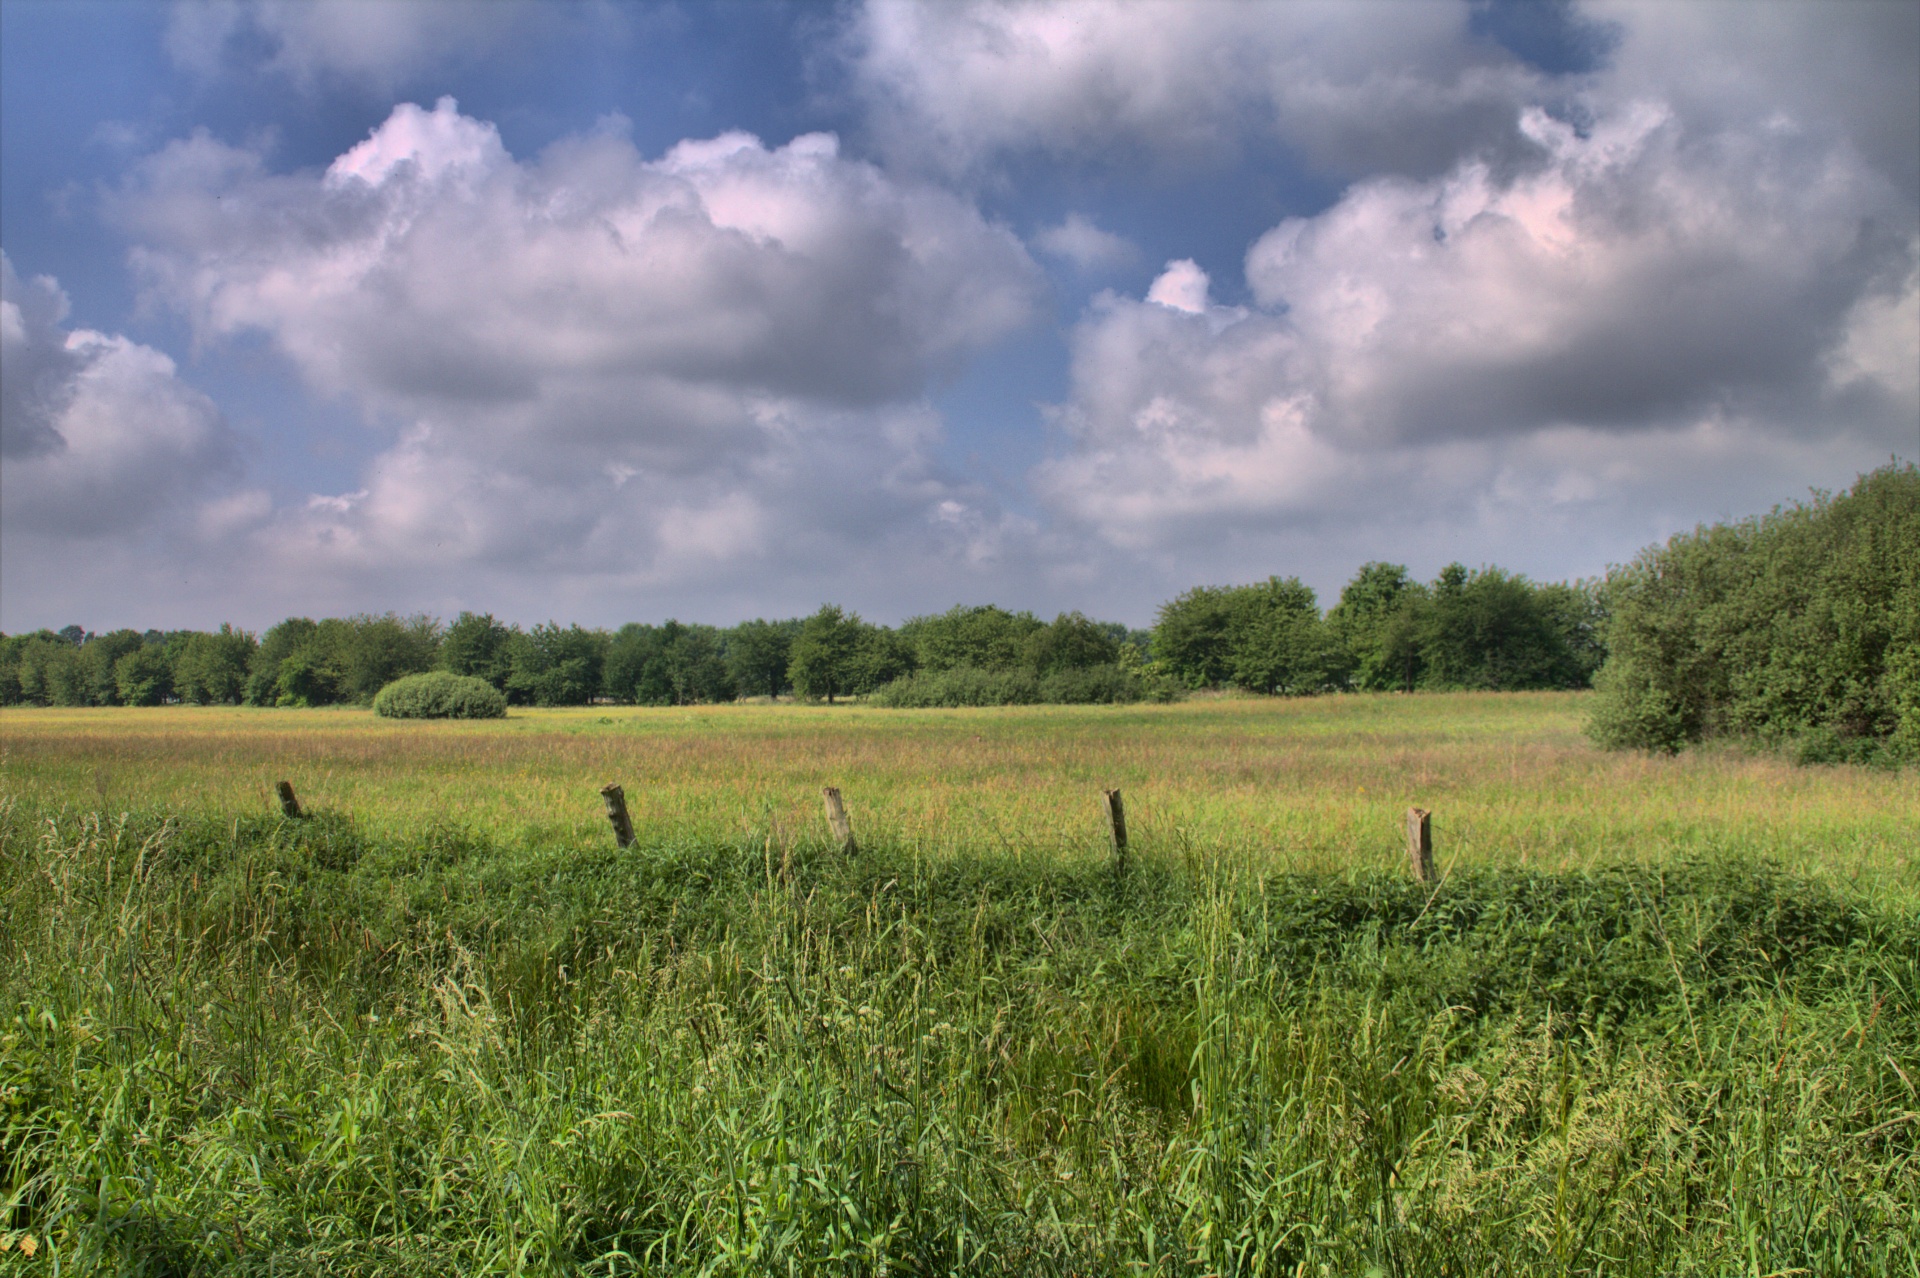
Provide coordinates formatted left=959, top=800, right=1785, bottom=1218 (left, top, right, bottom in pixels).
left=2, top=796, right=1915, bottom=1275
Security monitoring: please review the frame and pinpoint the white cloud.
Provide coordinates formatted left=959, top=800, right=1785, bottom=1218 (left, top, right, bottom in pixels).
left=1033, top=213, right=1139, bottom=270
left=0, top=253, right=238, bottom=540
left=1035, top=82, right=1917, bottom=574
left=77, top=100, right=1049, bottom=624
left=846, top=0, right=1545, bottom=178
left=1144, top=259, right=1210, bottom=314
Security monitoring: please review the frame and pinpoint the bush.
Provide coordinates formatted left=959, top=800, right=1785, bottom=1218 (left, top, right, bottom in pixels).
left=372, top=671, right=508, bottom=719
left=870, top=665, right=1041, bottom=707
left=1588, top=462, right=1919, bottom=762
left=871, top=662, right=1159, bottom=707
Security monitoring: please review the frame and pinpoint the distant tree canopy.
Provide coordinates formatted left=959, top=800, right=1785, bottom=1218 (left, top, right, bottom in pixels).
left=1587, top=462, right=1918, bottom=763
left=1150, top=566, right=1600, bottom=697
left=15, top=468, right=1905, bottom=743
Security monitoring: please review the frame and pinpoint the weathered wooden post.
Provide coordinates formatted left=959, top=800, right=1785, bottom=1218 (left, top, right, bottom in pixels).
left=275, top=780, right=304, bottom=819
left=822, top=786, right=856, bottom=855
left=1406, top=807, right=1435, bottom=883
left=1103, top=788, right=1128, bottom=871
left=601, top=784, right=635, bottom=849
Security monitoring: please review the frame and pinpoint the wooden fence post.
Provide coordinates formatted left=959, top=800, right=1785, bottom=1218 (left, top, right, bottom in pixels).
left=1406, top=807, right=1435, bottom=883
left=1103, top=789, right=1128, bottom=870
left=822, top=787, right=857, bottom=855
left=275, top=780, right=304, bottom=820
left=601, top=784, right=635, bottom=849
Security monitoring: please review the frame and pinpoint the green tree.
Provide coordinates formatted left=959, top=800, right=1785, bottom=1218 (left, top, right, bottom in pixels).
left=248, top=618, right=319, bottom=706
left=114, top=644, right=175, bottom=706
left=724, top=618, right=801, bottom=698
left=506, top=623, right=606, bottom=706
left=173, top=625, right=255, bottom=705
left=1327, top=563, right=1420, bottom=690
left=1026, top=611, right=1120, bottom=676
left=1152, top=586, right=1240, bottom=688
left=788, top=605, right=869, bottom=703
left=899, top=605, right=1042, bottom=672
left=1590, top=462, right=1919, bottom=761
left=340, top=614, right=440, bottom=702
left=1418, top=565, right=1586, bottom=692
left=80, top=630, right=146, bottom=705
left=605, top=622, right=735, bottom=705
left=440, top=612, right=515, bottom=690
left=1228, top=577, right=1339, bottom=695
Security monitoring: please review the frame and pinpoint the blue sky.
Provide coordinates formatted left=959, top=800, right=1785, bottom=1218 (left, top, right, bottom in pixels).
left=3, top=0, right=1915, bottom=632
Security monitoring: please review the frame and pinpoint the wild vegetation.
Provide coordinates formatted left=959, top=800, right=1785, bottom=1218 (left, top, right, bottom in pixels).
left=1, top=697, right=1915, bottom=1273
left=1588, top=462, right=1919, bottom=764
left=372, top=672, right=508, bottom=720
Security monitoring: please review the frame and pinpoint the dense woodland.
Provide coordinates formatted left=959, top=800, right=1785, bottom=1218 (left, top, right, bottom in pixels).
left=2, top=462, right=1912, bottom=759
left=0, top=562, right=1599, bottom=711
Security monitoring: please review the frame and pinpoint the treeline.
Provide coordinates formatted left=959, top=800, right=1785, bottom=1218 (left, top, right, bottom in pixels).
left=0, top=561, right=1602, bottom=709
left=1587, top=461, right=1917, bottom=764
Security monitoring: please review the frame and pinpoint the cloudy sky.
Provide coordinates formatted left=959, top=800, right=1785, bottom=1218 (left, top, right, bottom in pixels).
left=3, top=0, right=1914, bottom=633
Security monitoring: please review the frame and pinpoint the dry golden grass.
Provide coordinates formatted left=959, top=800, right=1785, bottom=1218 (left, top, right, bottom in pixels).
left=3, top=691, right=1914, bottom=888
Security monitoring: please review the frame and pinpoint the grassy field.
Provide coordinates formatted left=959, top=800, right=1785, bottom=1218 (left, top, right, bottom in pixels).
left=4, top=692, right=1916, bottom=883
left=1, top=694, right=1916, bottom=1274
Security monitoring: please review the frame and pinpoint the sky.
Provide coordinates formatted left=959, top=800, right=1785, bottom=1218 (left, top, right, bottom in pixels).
left=2, top=0, right=1915, bottom=634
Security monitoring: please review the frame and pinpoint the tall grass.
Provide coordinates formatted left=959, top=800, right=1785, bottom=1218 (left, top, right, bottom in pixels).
left=3, top=796, right=1915, bottom=1274
left=4, top=695, right=1917, bottom=889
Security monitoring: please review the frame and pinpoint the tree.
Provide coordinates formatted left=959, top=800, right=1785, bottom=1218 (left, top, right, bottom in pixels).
left=899, top=605, right=1042, bottom=672
left=788, top=605, right=868, bottom=703
left=1026, top=611, right=1119, bottom=676
left=1228, top=577, right=1339, bottom=695
left=1589, top=462, right=1919, bottom=760
left=1328, top=563, right=1419, bottom=690
left=440, top=612, right=515, bottom=690
left=1152, top=586, right=1240, bottom=688
left=81, top=630, right=146, bottom=705
left=1418, top=565, right=1584, bottom=691
left=340, top=614, right=440, bottom=702
left=506, top=623, right=606, bottom=706
left=174, top=625, right=255, bottom=704
left=249, top=618, right=319, bottom=705
left=114, top=644, right=175, bottom=706
left=725, top=618, right=801, bottom=698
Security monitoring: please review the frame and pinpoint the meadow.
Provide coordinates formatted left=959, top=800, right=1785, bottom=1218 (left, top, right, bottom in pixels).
left=1, top=694, right=1915, bottom=1274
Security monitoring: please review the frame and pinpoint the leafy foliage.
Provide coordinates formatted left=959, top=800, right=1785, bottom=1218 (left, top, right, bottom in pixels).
left=371, top=671, right=508, bottom=719
left=605, top=621, right=735, bottom=705
left=1588, top=462, right=1918, bottom=761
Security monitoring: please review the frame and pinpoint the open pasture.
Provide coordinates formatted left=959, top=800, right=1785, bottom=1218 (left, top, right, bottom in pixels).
left=3, top=692, right=1914, bottom=885
left=2, top=694, right=1916, bottom=1274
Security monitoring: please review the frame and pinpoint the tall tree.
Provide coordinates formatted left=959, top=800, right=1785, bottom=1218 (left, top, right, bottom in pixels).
left=725, top=618, right=801, bottom=698
left=788, top=605, right=868, bottom=703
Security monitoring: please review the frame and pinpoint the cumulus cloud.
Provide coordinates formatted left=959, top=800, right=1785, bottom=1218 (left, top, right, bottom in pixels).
left=165, top=0, right=538, bottom=91
left=1, top=252, right=238, bottom=539
left=846, top=0, right=1547, bottom=178
left=89, top=99, right=1046, bottom=621
left=1144, top=259, right=1210, bottom=315
left=1034, top=37, right=1918, bottom=578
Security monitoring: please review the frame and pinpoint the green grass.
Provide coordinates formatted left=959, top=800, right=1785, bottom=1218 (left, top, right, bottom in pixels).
left=1, top=695, right=1915, bottom=1273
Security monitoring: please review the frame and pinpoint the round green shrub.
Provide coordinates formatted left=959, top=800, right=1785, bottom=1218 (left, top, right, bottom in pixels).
left=372, top=671, right=507, bottom=719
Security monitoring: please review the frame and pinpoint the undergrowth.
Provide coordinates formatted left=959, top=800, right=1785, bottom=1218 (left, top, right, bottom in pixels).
left=1, top=799, right=1914, bottom=1274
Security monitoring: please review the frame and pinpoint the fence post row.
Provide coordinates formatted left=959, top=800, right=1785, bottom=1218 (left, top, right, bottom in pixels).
left=495, top=783, right=1428, bottom=875
left=601, top=784, right=635, bottom=849
left=822, top=786, right=857, bottom=855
